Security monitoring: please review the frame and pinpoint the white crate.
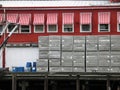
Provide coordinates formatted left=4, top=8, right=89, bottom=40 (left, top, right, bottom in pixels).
left=39, top=51, right=49, bottom=58
left=61, top=67, right=73, bottom=72
left=86, top=67, right=98, bottom=72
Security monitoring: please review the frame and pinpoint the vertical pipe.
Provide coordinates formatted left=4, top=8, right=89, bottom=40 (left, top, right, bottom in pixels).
left=44, top=75, right=48, bottom=90
left=2, top=48, right=5, bottom=68
left=76, top=75, right=80, bottom=90
left=12, top=74, right=16, bottom=90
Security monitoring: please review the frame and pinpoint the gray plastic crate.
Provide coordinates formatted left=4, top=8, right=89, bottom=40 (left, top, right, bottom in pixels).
left=49, top=60, right=61, bottom=66
left=86, top=43, right=98, bottom=51
left=72, top=52, right=84, bottom=61
left=36, top=59, right=48, bottom=67
left=36, top=67, right=48, bottom=72
left=98, top=67, right=110, bottom=72
left=73, top=61, right=84, bottom=66
left=110, top=67, right=120, bottom=72
left=61, top=60, right=73, bottom=66
left=39, top=51, right=49, bottom=59
left=99, top=59, right=110, bottom=66
left=62, top=36, right=73, bottom=51
left=73, top=67, right=85, bottom=72
left=73, top=43, right=85, bottom=51
left=49, top=36, right=61, bottom=50
left=111, top=44, right=120, bottom=51
left=49, top=51, right=60, bottom=59
left=49, top=67, right=61, bottom=72
left=98, top=35, right=110, bottom=51
left=86, top=67, right=98, bottom=72
left=62, top=52, right=73, bottom=61
left=61, top=67, right=73, bottom=72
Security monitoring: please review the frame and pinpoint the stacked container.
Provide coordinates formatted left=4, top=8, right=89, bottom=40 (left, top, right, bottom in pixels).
left=73, top=36, right=85, bottom=72
left=110, top=35, right=120, bottom=72
left=37, top=36, right=49, bottom=72
left=98, top=35, right=111, bottom=72
left=86, top=36, right=98, bottom=72
left=49, top=36, right=61, bottom=72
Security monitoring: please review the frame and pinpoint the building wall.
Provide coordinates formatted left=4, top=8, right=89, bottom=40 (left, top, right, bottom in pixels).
left=5, top=47, right=38, bottom=71
left=0, top=8, right=119, bottom=44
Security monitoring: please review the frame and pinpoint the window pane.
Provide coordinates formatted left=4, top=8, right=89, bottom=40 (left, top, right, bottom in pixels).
left=119, top=24, right=120, bottom=31
left=81, top=24, right=90, bottom=32
left=0, top=25, right=3, bottom=33
left=100, top=24, right=109, bottom=32
left=35, top=25, right=44, bottom=32
left=21, top=25, right=30, bottom=33
left=8, top=24, right=18, bottom=33
left=48, top=25, right=57, bottom=32
left=64, top=24, right=73, bottom=32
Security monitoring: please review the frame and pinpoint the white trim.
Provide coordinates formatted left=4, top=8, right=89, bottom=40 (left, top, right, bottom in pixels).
left=117, top=12, right=120, bottom=32
left=20, top=25, right=31, bottom=33
left=98, top=24, right=110, bottom=32
left=47, top=24, right=58, bottom=33
left=34, top=25, right=45, bottom=33
left=117, top=24, right=120, bottom=32
left=62, top=24, right=74, bottom=33
left=80, top=24, right=92, bottom=32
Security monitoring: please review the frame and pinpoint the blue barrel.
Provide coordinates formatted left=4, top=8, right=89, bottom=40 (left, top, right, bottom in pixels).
left=26, top=62, right=32, bottom=67
left=26, top=62, right=32, bottom=72
left=33, top=62, right=36, bottom=67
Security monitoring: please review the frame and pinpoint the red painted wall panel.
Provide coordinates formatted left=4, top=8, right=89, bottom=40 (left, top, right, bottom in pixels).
left=0, top=8, right=120, bottom=44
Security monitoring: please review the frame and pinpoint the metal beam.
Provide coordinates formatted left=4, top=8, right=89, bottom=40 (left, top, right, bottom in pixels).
left=44, top=75, right=48, bottom=90
left=76, top=75, right=80, bottom=90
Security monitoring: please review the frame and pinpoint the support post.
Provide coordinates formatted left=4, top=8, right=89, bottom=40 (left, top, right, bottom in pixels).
left=44, top=75, right=48, bottom=90
left=107, top=79, right=111, bottom=90
left=12, top=74, right=16, bottom=90
left=117, top=84, right=120, bottom=90
left=76, top=75, right=80, bottom=90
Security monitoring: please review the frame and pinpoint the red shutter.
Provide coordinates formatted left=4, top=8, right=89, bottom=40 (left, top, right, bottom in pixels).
left=7, top=14, right=18, bottom=23
left=19, top=14, right=31, bottom=25
left=80, top=13, right=92, bottom=24
left=47, top=13, right=57, bottom=24
left=33, top=14, right=44, bottom=25
left=98, top=12, right=110, bottom=24
left=63, top=13, right=74, bottom=24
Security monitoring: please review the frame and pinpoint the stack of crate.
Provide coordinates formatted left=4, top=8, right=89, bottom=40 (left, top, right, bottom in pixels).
left=86, top=36, right=98, bottom=72
left=98, top=35, right=111, bottom=72
left=61, top=36, right=73, bottom=72
left=110, top=35, right=120, bottom=72
left=49, top=36, right=61, bottom=72
left=37, top=36, right=49, bottom=72
left=73, top=36, right=85, bottom=72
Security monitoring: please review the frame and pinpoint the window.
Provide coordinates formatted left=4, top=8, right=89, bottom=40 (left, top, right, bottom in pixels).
left=34, top=25, right=44, bottom=33
left=98, top=12, right=110, bottom=32
left=81, top=24, right=91, bottom=32
left=0, top=25, right=3, bottom=33
left=48, top=25, right=57, bottom=32
left=99, top=24, right=109, bottom=32
left=118, top=24, right=120, bottom=32
left=8, top=24, right=18, bottom=33
left=62, top=13, right=74, bottom=33
left=80, top=13, right=92, bottom=32
left=63, top=24, right=73, bottom=32
left=20, top=25, right=30, bottom=33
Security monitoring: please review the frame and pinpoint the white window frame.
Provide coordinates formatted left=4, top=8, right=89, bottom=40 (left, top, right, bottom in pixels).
left=34, top=25, right=44, bottom=33
left=80, top=24, right=92, bottom=32
left=62, top=24, right=74, bottom=33
left=98, top=24, right=110, bottom=32
left=20, top=25, right=31, bottom=33
left=47, top=24, right=58, bottom=33
left=117, top=24, right=120, bottom=32
left=7, top=24, right=18, bottom=33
